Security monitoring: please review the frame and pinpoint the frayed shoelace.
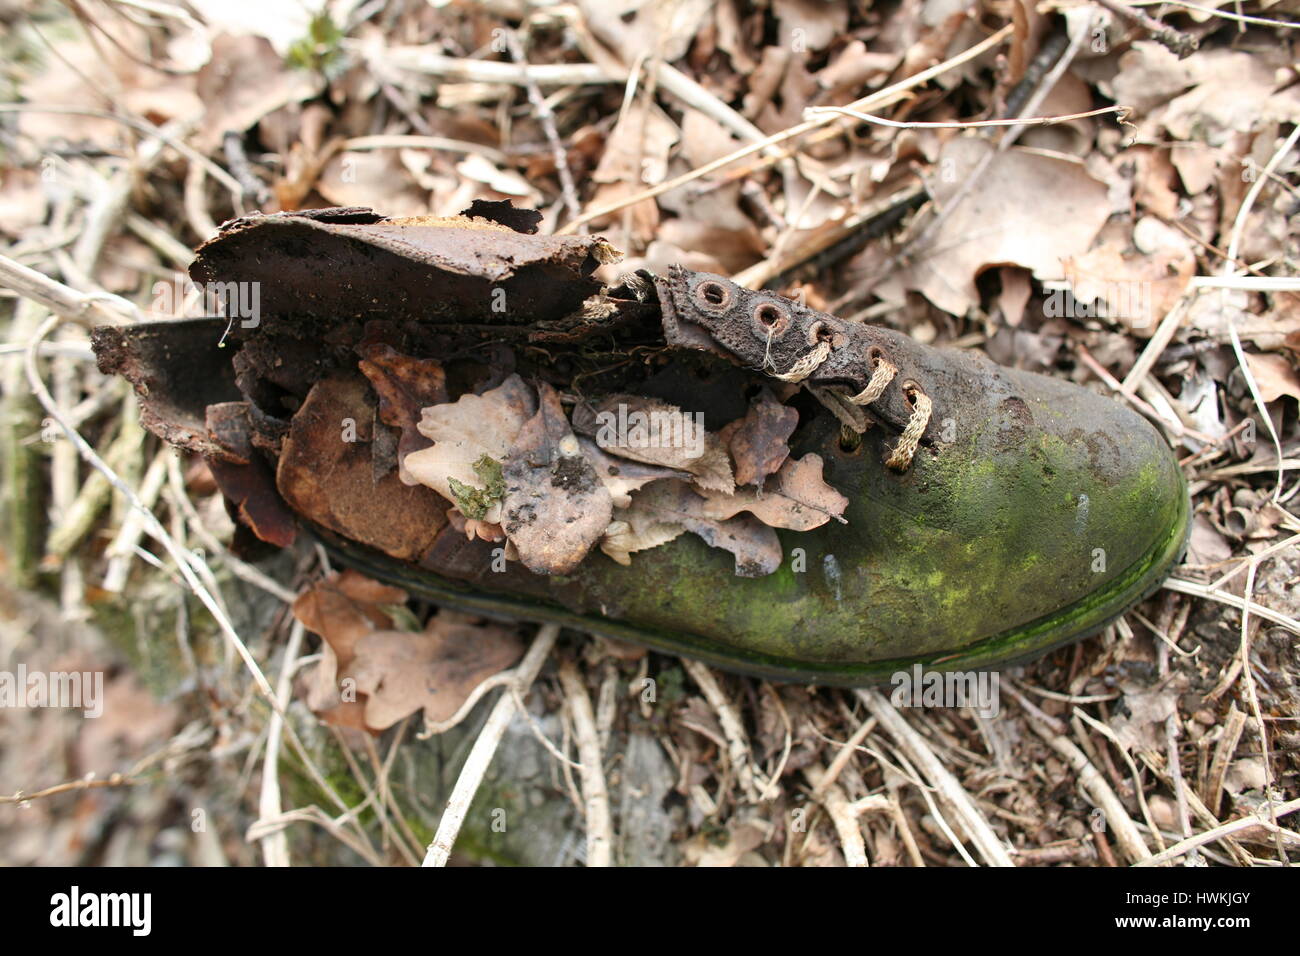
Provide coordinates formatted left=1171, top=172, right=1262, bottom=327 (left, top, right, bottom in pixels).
left=774, top=340, right=931, bottom=470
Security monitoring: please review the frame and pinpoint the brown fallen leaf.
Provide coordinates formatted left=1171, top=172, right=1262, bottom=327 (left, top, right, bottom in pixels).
left=1062, top=237, right=1195, bottom=337
left=1244, top=352, right=1300, bottom=404
left=404, top=374, right=537, bottom=523
left=358, top=344, right=448, bottom=483
left=292, top=570, right=409, bottom=732
left=573, top=394, right=735, bottom=494
left=578, top=437, right=689, bottom=507
left=697, top=453, right=848, bottom=531
left=350, top=611, right=523, bottom=729
left=588, top=99, right=680, bottom=242
left=874, top=136, right=1111, bottom=316
left=608, top=480, right=782, bottom=577
left=502, top=383, right=613, bottom=575
left=277, top=376, right=446, bottom=561
left=724, top=387, right=798, bottom=487
left=194, top=33, right=323, bottom=153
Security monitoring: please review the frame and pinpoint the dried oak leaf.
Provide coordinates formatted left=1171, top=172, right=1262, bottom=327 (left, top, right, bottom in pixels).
left=350, top=611, right=523, bottom=729
left=696, top=453, right=847, bottom=531
left=291, top=570, right=408, bottom=731
left=404, top=373, right=538, bottom=523
left=578, top=437, right=689, bottom=507
left=357, top=344, right=449, bottom=483
left=875, top=136, right=1110, bottom=316
left=502, top=382, right=613, bottom=575
left=277, top=375, right=447, bottom=561
left=600, top=511, right=686, bottom=566
left=723, top=388, right=798, bottom=487
left=1244, top=352, right=1300, bottom=404
left=1062, top=234, right=1195, bottom=338
left=606, top=480, right=782, bottom=577
left=572, top=394, right=734, bottom=494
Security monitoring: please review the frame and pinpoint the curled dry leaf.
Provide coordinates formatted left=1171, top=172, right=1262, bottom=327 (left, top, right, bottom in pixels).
left=696, top=453, right=848, bottom=531
left=608, top=480, right=782, bottom=577
left=573, top=394, right=735, bottom=494
left=578, top=437, right=689, bottom=507
left=446, top=508, right=507, bottom=543
left=600, top=513, right=687, bottom=566
left=403, top=373, right=537, bottom=523
left=502, top=383, right=613, bottom=575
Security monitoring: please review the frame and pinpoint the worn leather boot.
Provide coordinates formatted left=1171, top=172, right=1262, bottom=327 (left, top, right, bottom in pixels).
left=94, top=207, right=1190, bottom=685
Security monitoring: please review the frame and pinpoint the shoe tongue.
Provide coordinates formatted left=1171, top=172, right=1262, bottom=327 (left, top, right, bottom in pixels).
left=187, top=206, right=615, bottom=332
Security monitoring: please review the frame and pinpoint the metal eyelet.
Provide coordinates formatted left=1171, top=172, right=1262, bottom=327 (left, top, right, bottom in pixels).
left=694, top=279, right=733, bottom=312
left=752, top=301, right=789, bottom=337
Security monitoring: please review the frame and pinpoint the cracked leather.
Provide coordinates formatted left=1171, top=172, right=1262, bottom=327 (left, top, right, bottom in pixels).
left=654, top=265, right=931, bottom=440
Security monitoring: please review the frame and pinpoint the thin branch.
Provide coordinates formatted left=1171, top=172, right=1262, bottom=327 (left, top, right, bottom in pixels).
left=557, top=659, right=613, bottom=867
left=805, top=103, right=1126, bottom=131
left=422, top=623, right=560, bottom=867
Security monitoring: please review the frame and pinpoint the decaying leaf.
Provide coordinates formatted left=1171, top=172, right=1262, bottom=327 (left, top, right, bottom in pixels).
left=357, top=345, right=448, bottom=483
left=696, top=453, right=848, bottom=530
left=579, top=437, right=689, bottom=507
left=350, top=611, right=523, bottom=729
left=403, top=374, right=537, bottom=523
left=502, top=383, right=613, bottom=575
left=723, top=387, right=798, bottom=487
left=277, top=376, right=447, bottom=560
left=600, top=512, right=687, bottom=566
left=573, top=394, right=735, bottom=494
left=292, top=570, right=409, bottom=731
left=609, top=480, right=782, bottom=577
left=292, top=573, right=521, bottom=733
